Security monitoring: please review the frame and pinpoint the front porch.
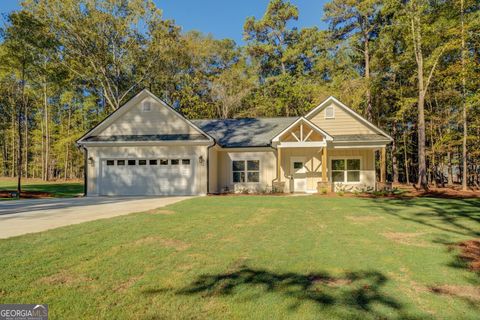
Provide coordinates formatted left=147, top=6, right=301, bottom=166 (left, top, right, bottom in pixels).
left=271, top=118, right=387, bottom=193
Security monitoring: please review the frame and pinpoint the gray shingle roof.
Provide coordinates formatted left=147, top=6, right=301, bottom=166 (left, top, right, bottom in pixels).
left=85, top=134, right=208, bottom=142
left=192, top=118, right=298, bottom=148
left=332, top=134, right=391, bottom=142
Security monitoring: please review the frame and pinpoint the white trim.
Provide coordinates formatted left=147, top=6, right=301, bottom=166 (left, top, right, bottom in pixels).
left=332, top=144, right=388, bottom=149
left=305, top=96, right=393, bottom=141
left=81, top=140, right=212, bottom=148
left=272, top=117, right=333, bottom=143
left=218, top=147, right=274, bottom=152
left=277, top=141, right=327, bottom=148
left=77, top=89, right=213, bottom=144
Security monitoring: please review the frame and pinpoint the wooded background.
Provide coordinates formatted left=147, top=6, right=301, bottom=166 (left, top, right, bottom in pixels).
left=0, top=0, right=479, bottom=190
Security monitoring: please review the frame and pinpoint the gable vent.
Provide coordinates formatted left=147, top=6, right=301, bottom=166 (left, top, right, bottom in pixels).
left=325, top=106, right=335, bottom=119
left=142, top=101, right=152, bottom=112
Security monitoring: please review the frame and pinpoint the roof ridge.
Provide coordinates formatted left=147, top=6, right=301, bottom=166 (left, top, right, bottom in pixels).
left=192, top=117, right=299, bottom=121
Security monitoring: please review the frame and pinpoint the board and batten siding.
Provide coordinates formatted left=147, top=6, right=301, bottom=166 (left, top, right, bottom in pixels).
left=210, top=149, right=277, bottom=193
left=98, top=97, right=199, bottom=136
left=328, top=149, right=376, bottom=191
left=309, top=102, right=376, bottom=135
left=86, top=145, right=208, bottom=195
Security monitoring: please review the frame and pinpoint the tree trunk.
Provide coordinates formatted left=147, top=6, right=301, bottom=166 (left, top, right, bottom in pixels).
left=392, top=121, right=399, bottom=183
left=11, top=108, right=15, bottom=177
left=461, top=0, right=468, bottom=191
left=24, top=97, right=28, bottom=178
left=412, top=11, right=428, bottom=190
left=43, top=81, right=50, bottom=181
left=403, top=124, right=410, bottom=185
left=64, top=108, right=71, bottom=180
left=447, top=152, right=453, bottom=185
left=17, top=63, right=25, bottom=196
left=364, top=34, right=372, bottom=121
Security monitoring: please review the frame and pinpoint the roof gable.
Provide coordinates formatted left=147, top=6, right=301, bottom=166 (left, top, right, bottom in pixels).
left=271, top=117, right=333, bottom=144
left=305, top=96, right=392, bottom=140
left=77, top=89, right=212, bottom=144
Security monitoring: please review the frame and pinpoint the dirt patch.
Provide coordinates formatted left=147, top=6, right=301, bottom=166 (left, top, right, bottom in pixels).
left=132, top=236, right=190, bottom=251
left=429, top=285, right=480, bottom=302
left=235, top=208, right=277, bottom=227
left=145, top=209, right=176, bottom=215
left=0, top=190, right=53, bottom=199
left=392, top=184, right=480, bottom=199
left=40, top=270, right=94, bottom=285
left=382, top=232, right=431, bottom=247
left=114, top=275, right=142, bottom=293
left=456, top=239, right=480, bottom=271
left=346, top=215, right=383, bottom=223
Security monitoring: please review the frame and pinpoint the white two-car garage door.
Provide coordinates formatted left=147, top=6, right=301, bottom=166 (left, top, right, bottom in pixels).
left=99, top=157, right=195, bottom=196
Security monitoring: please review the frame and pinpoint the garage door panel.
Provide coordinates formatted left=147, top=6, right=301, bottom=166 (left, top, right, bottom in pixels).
left=100, top=157, right=196, bottom=196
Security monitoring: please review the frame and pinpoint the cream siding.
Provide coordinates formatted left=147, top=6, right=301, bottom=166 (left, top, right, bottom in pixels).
left=86, top=145, right=208, bottom=196
left=309, top=102, right=376, bottom=135
left=211, top=148, right=276, bottom=193
left=328, top=148, right=376, bottom=191
left=98, top=96, right=200, bottom=136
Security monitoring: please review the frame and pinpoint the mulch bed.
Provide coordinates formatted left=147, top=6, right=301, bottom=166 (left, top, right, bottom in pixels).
left=456, top=239, right=480, bottom=271
left=0, top=190, right=54, bottom=199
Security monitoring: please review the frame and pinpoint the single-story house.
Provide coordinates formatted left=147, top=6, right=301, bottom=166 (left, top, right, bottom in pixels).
left=76, top=89, right=392, bottom=196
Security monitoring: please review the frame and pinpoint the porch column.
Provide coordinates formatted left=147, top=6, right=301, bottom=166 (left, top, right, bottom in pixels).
left=380, top=147, right=386, bottom=183
left=277, top=147, right=282, bottom=182
left=322, top=147, right=328, bottom=182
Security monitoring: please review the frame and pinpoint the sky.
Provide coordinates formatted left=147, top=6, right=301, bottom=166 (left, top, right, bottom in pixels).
left=0, top=0, right=329, bottom=44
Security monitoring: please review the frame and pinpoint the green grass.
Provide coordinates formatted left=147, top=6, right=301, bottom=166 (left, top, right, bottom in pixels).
left=0, top=178, right=83, bottom=199
left=0, top=196, right=479, bottom=319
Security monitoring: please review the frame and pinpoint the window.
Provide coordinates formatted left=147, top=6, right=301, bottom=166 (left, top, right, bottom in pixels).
left=171, top=159, right=179, bottom=165
left=232, top=160, right=260, bottom=183
left=331, top=159, right=360, bottom=183
left=182, top=159, right=190, bottom=165
left=117, top=160, right=125, bottom=166
left=232, top=160, right=245, bottom=183
left=160, top=159, right=168, bottom=165
left=325, top=106, right=335, bottom=119
left=139, top=160, right=147, bottom=165
left=128, top=160, right=136, bottom=166
left=149, top=159, right=158, bottom=165
left=106, top=160, right=115, bottom=166
left=293, top=162, right=303, bottom=170
left=142, top=101, right=152, bottom=112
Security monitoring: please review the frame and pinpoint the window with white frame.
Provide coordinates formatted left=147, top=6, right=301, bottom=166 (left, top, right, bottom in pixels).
left=331, top=159, right=360, bottom=183
left=325, top=106, right=335, bottom=119
left=232, top=160, right=260, bottom=183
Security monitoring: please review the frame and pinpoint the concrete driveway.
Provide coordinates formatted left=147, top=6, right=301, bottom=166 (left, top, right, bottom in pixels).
left=0, top=196, right=192, bottom=239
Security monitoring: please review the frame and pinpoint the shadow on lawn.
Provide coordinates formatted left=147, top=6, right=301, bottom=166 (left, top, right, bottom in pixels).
left=144, top=266, right=422, bottom=318
left=364, top=198, right=480, bottom=238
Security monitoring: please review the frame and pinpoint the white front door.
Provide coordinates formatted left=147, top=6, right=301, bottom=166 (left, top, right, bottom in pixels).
left=290, top=157, right=307, bottom=193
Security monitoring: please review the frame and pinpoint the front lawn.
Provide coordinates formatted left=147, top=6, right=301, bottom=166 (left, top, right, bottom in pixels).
left=0, top=178, right=83, bottom=199
left=0, top=196, right=479, bottom=319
